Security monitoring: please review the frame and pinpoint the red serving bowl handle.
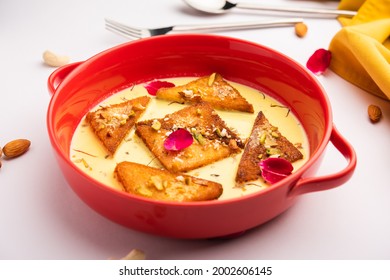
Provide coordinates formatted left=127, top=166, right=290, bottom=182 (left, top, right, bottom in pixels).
left=47, top=62, right=82, bottom=96
left=289, top=125, right=357, bottom=197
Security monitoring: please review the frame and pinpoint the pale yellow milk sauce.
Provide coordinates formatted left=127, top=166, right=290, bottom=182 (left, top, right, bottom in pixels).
left=70, top=77, right=309, bottom=200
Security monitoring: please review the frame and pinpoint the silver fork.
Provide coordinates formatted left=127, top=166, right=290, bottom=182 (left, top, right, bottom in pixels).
left=105, top=17, right=303, bottom=40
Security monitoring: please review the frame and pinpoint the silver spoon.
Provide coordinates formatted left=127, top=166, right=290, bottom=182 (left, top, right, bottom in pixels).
left=183, top=0, right=357, bottom=18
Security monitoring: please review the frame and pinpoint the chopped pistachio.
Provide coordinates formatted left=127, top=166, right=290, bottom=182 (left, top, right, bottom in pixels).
left=264, top=137, right=277, bottom=148
left=271, top=131, right=279, bottom=138
left=266, top=148, right=281, bottom=156
left=259, top=131, right=267, bottom=144
left=215, top=127, right=227, bottom=137
left=193, top=132, right=206, bottom=145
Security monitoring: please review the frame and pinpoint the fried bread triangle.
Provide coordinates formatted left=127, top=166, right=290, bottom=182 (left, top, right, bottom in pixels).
left=115, top=161, right=223, bottom=202
left=156, top=73, right=254, bottom=113
left=135, top=102, right=244, bottom=173
left=236, top=111, right=303, bottom=184
left=86, top=96, right=150, bottom=155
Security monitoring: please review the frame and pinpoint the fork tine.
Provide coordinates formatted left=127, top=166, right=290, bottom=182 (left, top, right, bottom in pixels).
left=105, top=19, right=142, bottom=39
left=105, top=18, right=143, bottom=39
left=106, top=26, right=139, bottom=40
left=105, top=24, right=140, bottom=40
left=105, top=18, right=142, bottom=35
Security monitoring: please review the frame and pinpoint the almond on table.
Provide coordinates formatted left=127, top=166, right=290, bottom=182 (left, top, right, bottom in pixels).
left=2, top=139, right=31, bottom=159
left=368, top=104, right=382, bottom=123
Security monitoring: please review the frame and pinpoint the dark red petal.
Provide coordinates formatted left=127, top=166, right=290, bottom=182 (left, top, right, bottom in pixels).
left=259, top=157, right=293, bottom=174
left=259, top=157, right=294, bottom=184
left=144, top=80, right=175, bottom=96
left=260, top=169, right=289, bottom=184
left=306, top=48, right=332, bottom=75
left=164, top=129, right=193, bottom=151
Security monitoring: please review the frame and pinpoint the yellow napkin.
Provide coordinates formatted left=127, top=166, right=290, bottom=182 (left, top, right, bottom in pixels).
left=328, top=0, right=390, bottom=100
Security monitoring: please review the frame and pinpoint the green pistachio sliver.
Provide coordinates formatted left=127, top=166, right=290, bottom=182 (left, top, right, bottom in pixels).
left=259, top=131, right=267, bottom=144
left=215, top=128, right=227, bottom=138
left=271, top=131, right=279, bottom=138
left=193, top=132, right=206, bottom=145
left=266, top=148, right=281, bottom=156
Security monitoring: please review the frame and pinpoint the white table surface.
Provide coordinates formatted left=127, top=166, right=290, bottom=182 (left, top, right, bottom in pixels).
left=1, top=0, right=389, bottom=260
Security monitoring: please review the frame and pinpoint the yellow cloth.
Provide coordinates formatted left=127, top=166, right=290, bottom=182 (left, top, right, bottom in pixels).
left=328, top=0, right=390, bottom=100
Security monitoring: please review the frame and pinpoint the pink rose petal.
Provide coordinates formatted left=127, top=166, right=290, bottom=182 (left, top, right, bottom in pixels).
left=306, top=48, right=332, bottom=75
left=164, top=129, right=193, bottom=151
left=144, top=80, right=175, bottom=96
left=259, top=157, right=294, bottom=184
left=260, top=169, right=289, bottom=184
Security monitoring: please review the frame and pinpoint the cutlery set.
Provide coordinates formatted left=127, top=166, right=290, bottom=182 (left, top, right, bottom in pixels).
left=106, top=0, right=356, bottom=39
left=105, top=17, right=304, bottom=40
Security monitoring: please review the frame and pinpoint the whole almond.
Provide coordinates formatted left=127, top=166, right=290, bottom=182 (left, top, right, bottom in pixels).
left=2, top=139, right=31, bottom=158
left=295, top=22, right=308, bottom=38
left=368, top=104, right=382, bottom=123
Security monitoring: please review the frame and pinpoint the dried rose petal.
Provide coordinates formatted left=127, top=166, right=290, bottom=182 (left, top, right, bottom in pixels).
left=164, top=129, right=193, bottom=151
left=259, top=157, right=294, bottom=184
left=306, top=48, right=332, bottom=75
left=144, top=80, right=175, bottom=96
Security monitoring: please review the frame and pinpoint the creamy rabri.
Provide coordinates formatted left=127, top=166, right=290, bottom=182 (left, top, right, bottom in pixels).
left=70, top=77, right=309, bottom=200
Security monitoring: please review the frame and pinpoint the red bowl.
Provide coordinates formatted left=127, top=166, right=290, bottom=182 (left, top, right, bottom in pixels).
left=47, top=34, right=356, bottom=239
